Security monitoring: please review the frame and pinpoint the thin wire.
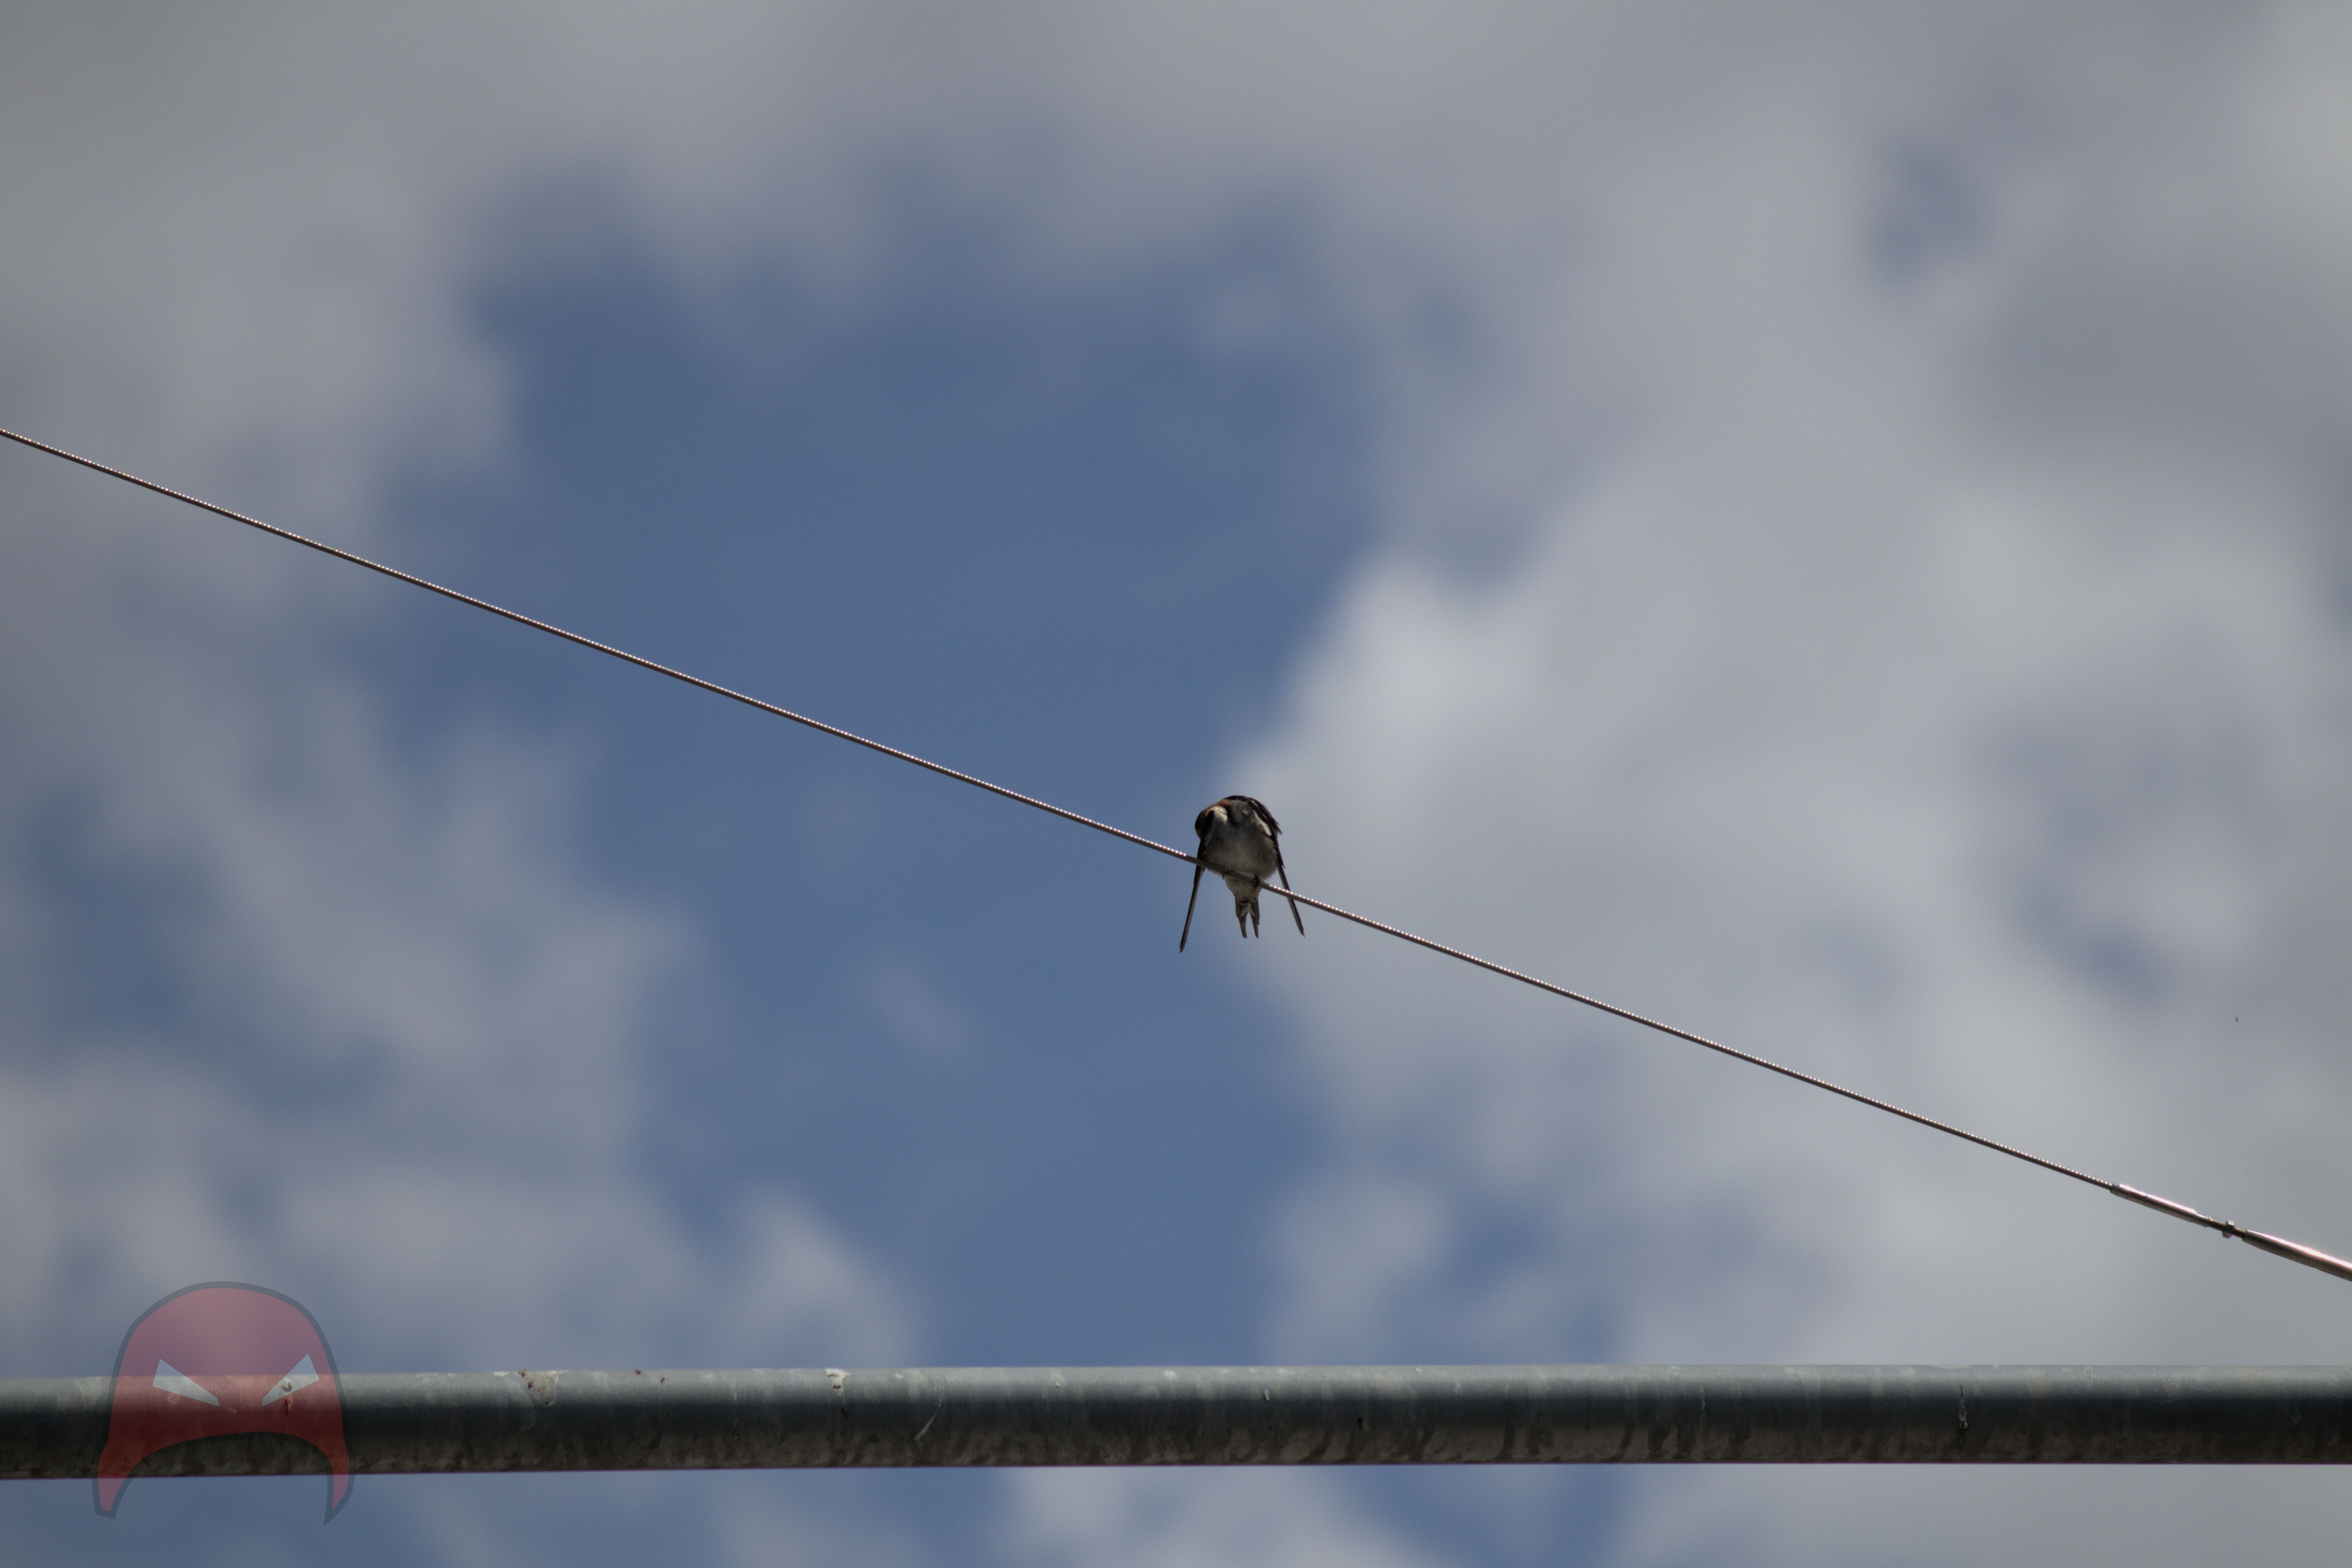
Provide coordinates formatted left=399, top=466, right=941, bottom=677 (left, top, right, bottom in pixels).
left=8, top=422, right=2347, bottom=1288
left=0, top=425, right=1183, bottom=864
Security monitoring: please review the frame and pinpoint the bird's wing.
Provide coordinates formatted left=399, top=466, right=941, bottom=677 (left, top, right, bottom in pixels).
left=1179, top=862, right=1205, bottom=951
left=1237, top=795, right=1279, bottom=836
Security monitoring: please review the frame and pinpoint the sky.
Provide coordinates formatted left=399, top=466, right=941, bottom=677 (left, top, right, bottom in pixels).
left=6, top=3, right=2352, bottom=1563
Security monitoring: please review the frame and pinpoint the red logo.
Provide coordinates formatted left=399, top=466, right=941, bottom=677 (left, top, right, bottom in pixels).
left=95, top=1283, right=351, bottom=1520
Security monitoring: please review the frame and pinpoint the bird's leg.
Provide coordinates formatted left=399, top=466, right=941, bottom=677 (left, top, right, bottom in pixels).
left=1274, top=861, right=1305, bottom=936
left=1179, top=863, right=1205, bottom=952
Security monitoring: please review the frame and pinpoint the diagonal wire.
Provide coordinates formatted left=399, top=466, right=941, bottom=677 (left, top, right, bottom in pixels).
left=6, top=421, right=2347, bottom=1288
left=0, top=426, right=1179, bottom=863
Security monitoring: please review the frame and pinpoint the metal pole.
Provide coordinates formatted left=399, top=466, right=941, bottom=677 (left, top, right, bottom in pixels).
left=7, top=1365, right=2352, bottom=1477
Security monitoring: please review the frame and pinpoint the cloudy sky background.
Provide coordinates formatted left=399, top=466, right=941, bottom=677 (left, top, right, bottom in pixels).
left=7, top=4, right=2352, bottom=1563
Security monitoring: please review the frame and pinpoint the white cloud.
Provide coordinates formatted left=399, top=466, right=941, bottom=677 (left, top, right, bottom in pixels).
left=860, top=954, right=976, bottom=1059
left=1002, top=1469, right=1454, bottom=1568
left=0, top=667, right=911, bottom=1372
left=11, top=4, right=2352, bottom=1564
left=0, top=2, right=956, bottom=1378
left=1217, top=4, right=2352, bottom=1561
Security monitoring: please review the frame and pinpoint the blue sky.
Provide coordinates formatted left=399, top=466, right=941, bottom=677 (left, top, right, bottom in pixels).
left=9, top=5, right=2352, bottom=1564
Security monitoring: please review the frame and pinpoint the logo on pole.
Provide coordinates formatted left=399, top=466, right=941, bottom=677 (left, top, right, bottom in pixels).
left=95, top=1283, right=351, bottom=1521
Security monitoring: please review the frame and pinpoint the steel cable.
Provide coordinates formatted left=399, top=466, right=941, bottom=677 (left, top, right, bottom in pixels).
left=7, top=422, right=2346, bottom=1288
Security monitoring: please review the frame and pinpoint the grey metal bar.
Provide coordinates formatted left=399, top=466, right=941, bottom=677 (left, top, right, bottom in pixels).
left=8, top=1365, right=2352, bottom=1476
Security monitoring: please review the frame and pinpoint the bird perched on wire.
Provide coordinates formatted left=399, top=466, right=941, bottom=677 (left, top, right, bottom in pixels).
left=1180, top=795, right=1305, bottom=950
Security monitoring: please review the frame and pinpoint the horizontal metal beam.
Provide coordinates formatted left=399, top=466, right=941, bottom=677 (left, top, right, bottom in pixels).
left=7, top=1365, right=2352, bottom=1478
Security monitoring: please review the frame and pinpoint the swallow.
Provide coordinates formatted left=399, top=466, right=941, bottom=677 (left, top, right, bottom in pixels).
left=1180, top=794, right=1305, bottom=950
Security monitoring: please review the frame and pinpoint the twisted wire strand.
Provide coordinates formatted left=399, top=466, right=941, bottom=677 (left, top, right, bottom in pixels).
left=7, top=422, right=2345, bottom=1288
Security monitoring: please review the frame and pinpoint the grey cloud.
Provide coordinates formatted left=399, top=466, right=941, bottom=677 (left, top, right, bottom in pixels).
left=12, top=4, right=2352, bottom=1564
left=3, top=2, right=948, bottom=1378
left=1219, top=6, right=2352, bottom=1563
